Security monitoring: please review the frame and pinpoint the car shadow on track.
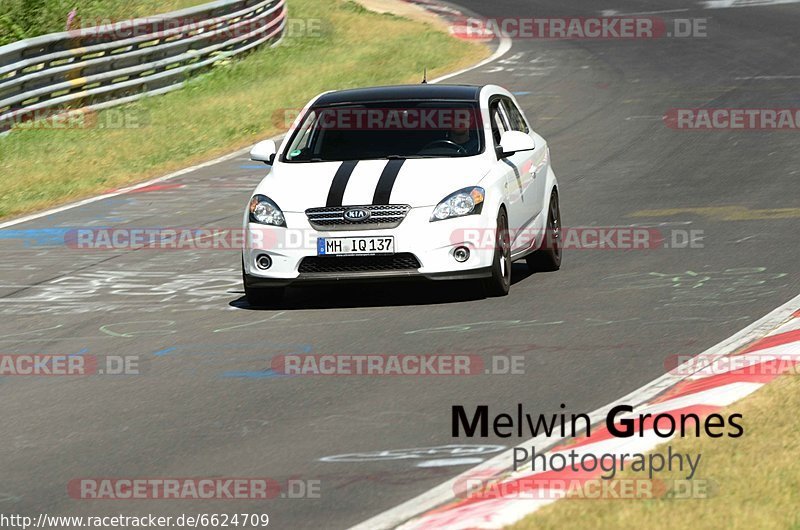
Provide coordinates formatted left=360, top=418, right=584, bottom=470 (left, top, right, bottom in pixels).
left=510, top=262, right=535, bottom=285
left=230, top=263, right=542, bottom=310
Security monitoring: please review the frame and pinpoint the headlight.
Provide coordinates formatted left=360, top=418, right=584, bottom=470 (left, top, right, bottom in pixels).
left=249, top=195, right=286, bottom=227
left=431, top=187, right=485, bottom=221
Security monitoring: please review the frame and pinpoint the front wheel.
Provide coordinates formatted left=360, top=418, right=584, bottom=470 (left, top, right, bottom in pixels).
left=482, top=208, right=511, bottom=297
left=526, top=190, right=562, bottom=272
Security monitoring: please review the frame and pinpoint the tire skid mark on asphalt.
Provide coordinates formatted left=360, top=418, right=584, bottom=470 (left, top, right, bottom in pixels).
left=404, top=314, right=754, bottom=336
left=598, top=267, right=790, bottom=309
left=212, top=312, right=291, bottom=332
left=628, top=206, right=800, bottom=221
left=405, top=320, right=565, bottom=334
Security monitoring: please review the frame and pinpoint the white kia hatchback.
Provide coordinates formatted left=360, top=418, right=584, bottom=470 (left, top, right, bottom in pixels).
left=242, top=84, right=561, bottom=305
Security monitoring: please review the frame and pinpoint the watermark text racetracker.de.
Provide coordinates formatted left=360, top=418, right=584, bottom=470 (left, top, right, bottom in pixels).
left=65, top=14, right=322, bottom=43
left=665, top=353, right=800, bottom=377
left=452, top=475, right=716, bottom=501
left=271, top=354, right=525, bottom=376
left=0, top=108, right=149, bottom=132
left=664, top=108, right=800, bottom=130
left=69, top=477, right=319, bottom=500
left=450, top=16, right=708, bottom=40
left=452, top=227, right=704, bottom=250
left=47, top=226, right=705, bottom=251
left=0, top=354, right=139, bottom=376
left=271, top=107, right=478, bottom=130
left=1, top=513, right=269, bottom=529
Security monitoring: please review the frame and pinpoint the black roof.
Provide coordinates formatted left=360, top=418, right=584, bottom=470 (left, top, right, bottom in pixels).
left=314, top=85, right=482, bottom=106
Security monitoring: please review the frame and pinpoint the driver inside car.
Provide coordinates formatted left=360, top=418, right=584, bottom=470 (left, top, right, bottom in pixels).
left=447, top=124, right=479, bottom=153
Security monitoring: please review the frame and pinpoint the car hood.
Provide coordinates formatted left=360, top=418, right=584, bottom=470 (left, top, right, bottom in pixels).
left=251, top=157, right=493, bottom=212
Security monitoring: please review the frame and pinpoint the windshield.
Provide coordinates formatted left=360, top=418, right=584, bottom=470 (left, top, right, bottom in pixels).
left=282, top=100, right=484, bottom=162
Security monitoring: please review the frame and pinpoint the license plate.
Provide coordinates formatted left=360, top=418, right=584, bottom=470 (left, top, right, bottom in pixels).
left=317, top=236, right=394, bottom=256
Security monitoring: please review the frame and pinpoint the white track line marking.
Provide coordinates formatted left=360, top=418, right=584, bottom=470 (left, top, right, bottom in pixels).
left=0, top=146, right=256, bottom=230
left=688, top=344, right=800, bottom=380
left=635, top=381, right=764, bottom=413
left=704, top=0, right=800, bottom=8
left=768, top=317, right=800, bottom=335
left=734, top=75, right=800, bottom=80
left=429, top=35, right=512, bottom=84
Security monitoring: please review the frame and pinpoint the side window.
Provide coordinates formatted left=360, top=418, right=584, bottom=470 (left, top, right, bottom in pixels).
left=501, top=98, right=529, bottom=134
left=285, top=110, right=318, bottom=159
left=489, top=99, right=510, bottom=145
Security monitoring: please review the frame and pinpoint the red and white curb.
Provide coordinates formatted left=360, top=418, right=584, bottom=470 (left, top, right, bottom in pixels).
left=351, top=294, right=800, bottom=530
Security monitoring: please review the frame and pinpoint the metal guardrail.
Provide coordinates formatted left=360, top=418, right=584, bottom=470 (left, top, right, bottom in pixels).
left=0, top=0, right=287, bottom=132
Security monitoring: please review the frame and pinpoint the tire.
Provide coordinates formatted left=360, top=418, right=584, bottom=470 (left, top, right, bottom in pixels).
left=526, top=190, right=562, bottom=272
left=242, top=260, right=285, bottom=307
left=482, top=208, right=511, bottom=297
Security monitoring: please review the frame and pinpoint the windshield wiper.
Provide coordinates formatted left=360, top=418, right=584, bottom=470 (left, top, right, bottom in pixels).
left=383, top=155, right=440, bottom=160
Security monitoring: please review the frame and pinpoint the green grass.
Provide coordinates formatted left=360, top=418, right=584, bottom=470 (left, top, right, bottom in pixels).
left=511, top=374, right=800, bottom=530
left=0, top=0, right=204, bottom=45
left=0, top=0, right=487, bottom=219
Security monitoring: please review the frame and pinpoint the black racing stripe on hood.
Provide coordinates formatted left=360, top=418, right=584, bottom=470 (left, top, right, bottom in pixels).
left=326, top=160, right=359, bottom=206
left=372, top=159, right=406, bottom=205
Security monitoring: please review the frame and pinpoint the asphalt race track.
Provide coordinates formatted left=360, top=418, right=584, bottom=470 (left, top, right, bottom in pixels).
left=1, top=0, right=798, bottom=528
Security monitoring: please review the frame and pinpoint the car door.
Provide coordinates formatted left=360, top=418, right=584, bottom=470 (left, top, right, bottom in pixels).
left=489, top=97, right=534, bottom=252
left=501, top=97, right=547, bottom=239
left=487, top=97, right=518, bottom=232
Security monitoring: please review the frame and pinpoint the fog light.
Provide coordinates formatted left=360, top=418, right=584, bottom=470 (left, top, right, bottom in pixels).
left=453, top=246, right=470, bottom=263
left=255, top=254, right=272, bottom=270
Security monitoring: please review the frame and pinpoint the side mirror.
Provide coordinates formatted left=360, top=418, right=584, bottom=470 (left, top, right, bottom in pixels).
left=497, top=131, right=535, bottom=158
left=250, top=140, right=277, bottom=165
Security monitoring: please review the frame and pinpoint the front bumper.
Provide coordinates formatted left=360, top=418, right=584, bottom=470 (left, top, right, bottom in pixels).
left=242, top=207, right=496, bottom=286
left=243, top=267, right=492, bottom=288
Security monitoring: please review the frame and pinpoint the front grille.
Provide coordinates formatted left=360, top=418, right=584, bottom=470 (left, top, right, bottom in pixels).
left=306, top=204, right=411, bottom=231
left=298, top=253, right=421, bottom=274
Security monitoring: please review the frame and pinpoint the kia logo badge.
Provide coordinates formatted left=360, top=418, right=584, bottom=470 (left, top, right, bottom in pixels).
left=344, top=208, right=370, bottom=222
